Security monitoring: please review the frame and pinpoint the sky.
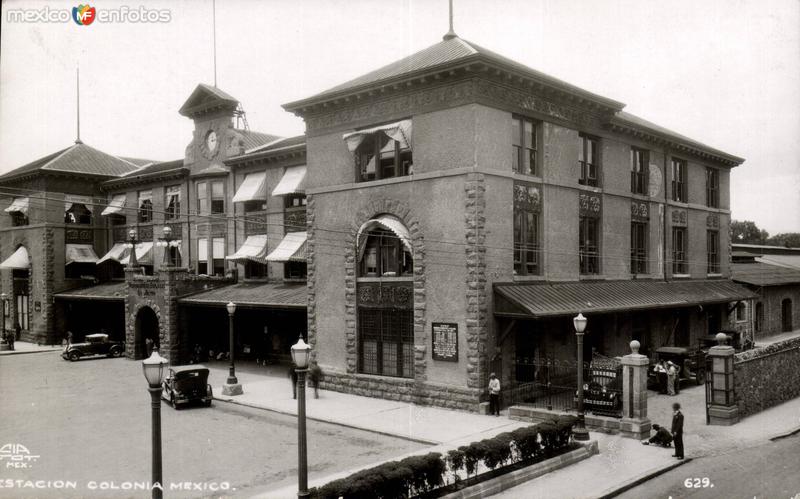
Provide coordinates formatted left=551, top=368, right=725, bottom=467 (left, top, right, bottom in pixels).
left=0, top=0, right=798, bottom=234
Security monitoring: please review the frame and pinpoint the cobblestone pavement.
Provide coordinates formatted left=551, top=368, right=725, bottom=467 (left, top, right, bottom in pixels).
left=0, top=351, right=425, bottom=498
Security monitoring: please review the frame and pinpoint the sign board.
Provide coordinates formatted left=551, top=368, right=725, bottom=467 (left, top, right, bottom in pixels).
left=432, top=322, right=458, bottom=362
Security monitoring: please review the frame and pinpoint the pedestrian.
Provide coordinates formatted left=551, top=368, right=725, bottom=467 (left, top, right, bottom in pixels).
left=6, top=328, right=14, bottom=350
left=488, top=372, right=501, bottom=416
left=667, top=361, right=678, bottom=396
left=308, top=361, right=323, bottom=399
left=671, top=402, right=684, bottom=460
left=66, top=330, right=73, bottom=346
left=145, top=337, right=154, bottom=357
left=14, top=322, right=21, bottom=341
left=641, top=424, right=673, bottom=447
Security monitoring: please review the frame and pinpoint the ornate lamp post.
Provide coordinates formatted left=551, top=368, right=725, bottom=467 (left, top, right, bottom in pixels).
left=127, top=229, right=139, bottom=268
left=157, top=226, right=174, bottom=267
left=0, top=292, right=7, bottom=342
left=291, top=336, right=311, bottom=498
left=142, top=350, right=169, bottom=499
left=222, top=301, right=243, bottom=395
left=573, top=312, right=590, bottom=441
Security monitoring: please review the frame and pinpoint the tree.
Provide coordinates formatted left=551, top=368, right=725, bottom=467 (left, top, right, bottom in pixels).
left=767, top=233, right=800, bottom=248
left=730, top=220, right=769, bottom=244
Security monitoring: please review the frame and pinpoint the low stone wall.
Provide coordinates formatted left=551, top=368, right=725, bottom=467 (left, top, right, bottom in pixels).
left=734, top=336, right=800, bottom=418
left=319, top=371, right=482, bottom=412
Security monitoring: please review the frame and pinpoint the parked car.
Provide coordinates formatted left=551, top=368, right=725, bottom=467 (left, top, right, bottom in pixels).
left=161, top=366, right=213, bottom=409
left=648, top=346, right=705, bottom=392
left=62, top=333, right=124, bottom=361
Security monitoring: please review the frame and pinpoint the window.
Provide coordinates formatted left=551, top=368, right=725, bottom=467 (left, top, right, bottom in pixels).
left=512, top=116, right=538, bottom=175
left=358, top=308, right=414, bottom=378
left=755, top=302, right=764, bottom=333
left=212, top=237, right=225, bottom=275
left=513, top=209, right=540, bottom=276
left=196, top=181, right=208, bottom=215
left=707, top=230, right=720, bottom=274
left=355, top=131, right=412, bottom=182
left=706, top=168, right=719, bottom=208
left=631, top=222, right=648, bottom=274
left=11, top=213, right=29, bottom=227
left=359, top=229, right=413, bottom=277
left=164, top=186, right=181, bottom=220
left=167, top=245, right=181, bottom=267
left=285, top=194, right=307, bottom=209
left=244, top=261, right=268, bottom=279
left=671, top=158, right=687, bottom=202
left=137, top=191, right=153, bottom=223
left=244, top=201, right=265, bottom=213
left=211, top=181, right=224, bottom=214
left=285, top=261, right=307, bottom=280
left=735, top=302, right=746, bottom=322
left=630, top=148, right=648, bottom=195
left=579, top=217, right=600, bottom=274
left=197, top=237, right=208, bottom=274
left=65, top=204, right=92, bottom=224
left=579, top=135, right=599, bottom=186
left=672, top=227, right=687, bottom=274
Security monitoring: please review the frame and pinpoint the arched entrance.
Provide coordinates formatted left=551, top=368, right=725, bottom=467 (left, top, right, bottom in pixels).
left=134, top=306, right=160, bottom=359
left=782, top=298, right=793, bottom=333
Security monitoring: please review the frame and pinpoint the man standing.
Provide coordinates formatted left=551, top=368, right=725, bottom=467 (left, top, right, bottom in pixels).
left=671, top=402, right=684, bottom=459
left=667, top=361, right=678, bottom=396
left=488, top=372, right=501, bottom=416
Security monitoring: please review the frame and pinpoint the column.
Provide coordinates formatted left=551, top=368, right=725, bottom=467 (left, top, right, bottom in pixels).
left=620, top=340, right=652, bottom=439
left=707, top=333, right=739, bottom=425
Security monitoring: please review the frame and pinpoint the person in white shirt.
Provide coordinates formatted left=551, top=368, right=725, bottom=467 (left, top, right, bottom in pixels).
left=488, top=373, right=501, bottom=416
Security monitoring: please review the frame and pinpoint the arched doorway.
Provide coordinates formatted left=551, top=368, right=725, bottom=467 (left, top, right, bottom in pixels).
left=134, top=306, right=160, bottom=359
left=782, top=299, right=793, bottom=333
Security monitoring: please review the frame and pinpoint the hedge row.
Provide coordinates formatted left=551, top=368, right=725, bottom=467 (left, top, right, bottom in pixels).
left=310, top=414, right=578, bottom=499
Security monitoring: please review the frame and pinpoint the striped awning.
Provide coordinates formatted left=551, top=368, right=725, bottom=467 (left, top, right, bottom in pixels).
left=226, top=235, right=269, bottom=264
left=357, top=215, right=412, bottom=260
left=97, top=243, right=129, bottom=264
left=0, top=246, right=30, bottom=269
left=343, top=119, right=412, bottom=152
left=65, top=194, right=94, bottom=213
left=271, top=165, right=307, bottom=196
left=4, top=197, right=29, bottom=215
left=65, top=244, right=99, bottom=265
left=266, top=231, right=307, bottom=262
left=494, top=279, right=759, bottom=318
left=119, top=242, right=153, bottom=265
left=101, top=194, right=127, bottom=216
left=232, top=172, right=267, bottom=203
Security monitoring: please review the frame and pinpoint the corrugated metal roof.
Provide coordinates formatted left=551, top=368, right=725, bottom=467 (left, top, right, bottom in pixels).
left=178, top=281, right=307, bottom=309
left=0, top=143, right=140, bottom=181
left=733, top=263, right=800, bottom=286
left=757, top=255, right=800, bottom=270
left=235, top=129, right=283, bottom=151
left=494, top=279, right=757, bottom=318
left=53, top=281, right=127, bottom=301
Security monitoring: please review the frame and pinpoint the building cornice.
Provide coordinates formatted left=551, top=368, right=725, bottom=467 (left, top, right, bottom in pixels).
left=100, top=167, right=189, bottom=191
left=225, top=144, right=306, bottom=169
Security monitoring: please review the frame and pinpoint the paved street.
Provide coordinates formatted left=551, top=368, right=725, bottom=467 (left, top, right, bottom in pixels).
left=0, top=351, right=425, bottom=498
left=618, top=433, right=800, bottom=499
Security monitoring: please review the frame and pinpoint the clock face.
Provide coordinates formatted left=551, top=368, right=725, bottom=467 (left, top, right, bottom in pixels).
left=206, top=131, right=218, bottom=153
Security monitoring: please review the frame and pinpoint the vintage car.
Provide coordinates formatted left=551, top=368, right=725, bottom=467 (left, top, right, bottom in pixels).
left=161, top=366, right=213, bottom=409
left=575, top=354, right=623, bottom=417
left=648, top=346, right=705, bottom=392
left=62, top=333, right=124, bottom=361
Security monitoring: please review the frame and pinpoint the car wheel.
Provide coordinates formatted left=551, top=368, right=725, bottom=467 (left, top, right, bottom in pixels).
left=696, top=368, right=705, bottom=386
left=68, top=351, right=80, bottom=362
left=112, top=348, right=123, bottom=358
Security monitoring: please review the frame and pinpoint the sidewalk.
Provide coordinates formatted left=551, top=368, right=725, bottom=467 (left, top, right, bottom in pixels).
left=0, top=340, right=62, bottom=356
left=206, top=362, right=800, bottom=498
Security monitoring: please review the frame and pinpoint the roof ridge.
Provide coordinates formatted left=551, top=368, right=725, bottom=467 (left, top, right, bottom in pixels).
left=39, top=143, right=80, bottom=170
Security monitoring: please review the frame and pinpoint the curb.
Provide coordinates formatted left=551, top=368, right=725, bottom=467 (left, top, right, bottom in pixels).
left=213, top=395, right=440, bottom=446
left=0, top=348, right=62, bottom=356
left=769, top=425, right=800, bottom=441
left=596, top=457, right=693, bottom=498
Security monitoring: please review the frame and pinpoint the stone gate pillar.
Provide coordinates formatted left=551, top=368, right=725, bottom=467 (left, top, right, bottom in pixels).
left=707, top=332, right=739, bottom=425
left=620, top=340, right=651, bottom=440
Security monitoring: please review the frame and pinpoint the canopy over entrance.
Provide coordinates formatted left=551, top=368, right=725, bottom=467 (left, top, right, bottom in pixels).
left=0, top=246, right=30, bottom=269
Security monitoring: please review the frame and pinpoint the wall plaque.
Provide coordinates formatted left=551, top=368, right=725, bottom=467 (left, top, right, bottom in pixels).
left=357, top=282, right=413, bottom=309
left=706, top=214, right=720, bottom=228
left=579, top=193, right=602, bottom=217
left=631, top=201, right=649, bottom=221
left=34, top=301, right=41, bottom=313
left=432, top=322, right=458, bottom=362
left=671, top=210, right=688, bottom=226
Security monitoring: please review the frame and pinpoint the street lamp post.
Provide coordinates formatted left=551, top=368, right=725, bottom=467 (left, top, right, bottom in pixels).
left=127, top=229, right=139, bottom=268
left=222, top=302, right=243, bottom=395
left=0, top=293, right=7, bottom=342
left=142, top=350, right=169, bottom=499
left=573, top=312, right=590, bottom=441
left=291, top=336, right=311, bottom=499
left=157, top=226, right=174, bottom=267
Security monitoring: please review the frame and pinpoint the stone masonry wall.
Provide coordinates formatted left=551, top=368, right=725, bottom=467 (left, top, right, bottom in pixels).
left=734, top=336, right=800, bottom=418
left=464, top=173, right=488, bottom=393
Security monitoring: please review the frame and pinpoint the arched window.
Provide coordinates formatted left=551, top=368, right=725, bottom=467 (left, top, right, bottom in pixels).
left=356, top=215, right=414, bottom=378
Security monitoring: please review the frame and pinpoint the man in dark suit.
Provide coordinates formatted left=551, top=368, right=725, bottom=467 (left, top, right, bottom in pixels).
left=671, top=402, right=684, bottom=459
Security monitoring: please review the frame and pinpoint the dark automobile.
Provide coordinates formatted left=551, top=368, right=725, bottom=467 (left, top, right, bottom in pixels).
left=161, top=366, right=213, bottom=409
left=575, top=354, right=623, bottom=417
left=62, top=333, right=124, bottom=361
left=648, top=346, right=705, bottom=392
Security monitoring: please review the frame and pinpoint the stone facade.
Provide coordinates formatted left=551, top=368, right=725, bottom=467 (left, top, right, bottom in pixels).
left=734, top=336, right=800, bottom=418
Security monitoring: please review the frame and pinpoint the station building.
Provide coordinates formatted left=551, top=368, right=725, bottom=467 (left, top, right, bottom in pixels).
left=0, top=31, right=756, bottom=411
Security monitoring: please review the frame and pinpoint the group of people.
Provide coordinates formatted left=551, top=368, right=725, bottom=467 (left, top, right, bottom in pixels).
left=641, top=403, right=685, bottom=459
left=653, top=360, right=681, bottom=396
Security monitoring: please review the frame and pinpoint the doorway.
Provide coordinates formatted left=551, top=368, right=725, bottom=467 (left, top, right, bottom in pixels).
left=782, top=299, right=793, bottom=332
left=134, top=306, right=159, bottom=359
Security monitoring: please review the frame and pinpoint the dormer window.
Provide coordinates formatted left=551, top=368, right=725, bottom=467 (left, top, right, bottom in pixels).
left=343, top=120, right=412, bottom=183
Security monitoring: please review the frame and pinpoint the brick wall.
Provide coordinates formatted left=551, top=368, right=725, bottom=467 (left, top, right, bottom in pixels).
left=734, top=336, right=800, bottom=418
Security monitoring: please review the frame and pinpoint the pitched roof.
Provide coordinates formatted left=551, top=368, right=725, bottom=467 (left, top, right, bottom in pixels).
left=235, top=129, right=283, bottom=151
left=732, top=262, right=800, bottom=287
left=102, top=159, right=187, bottom=188
left=0, top=142, right=142, bottom=182
left=494, top=279, right=757, bottom=318
left=286, top=36, right=624, bottom=111
left=179, top=83, right=240, bottom=117
left=119, top=157, right=155, bottom=167
left=53, top=281, right=128, bottom=302
left=178, top=281, right=307, bottom=309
